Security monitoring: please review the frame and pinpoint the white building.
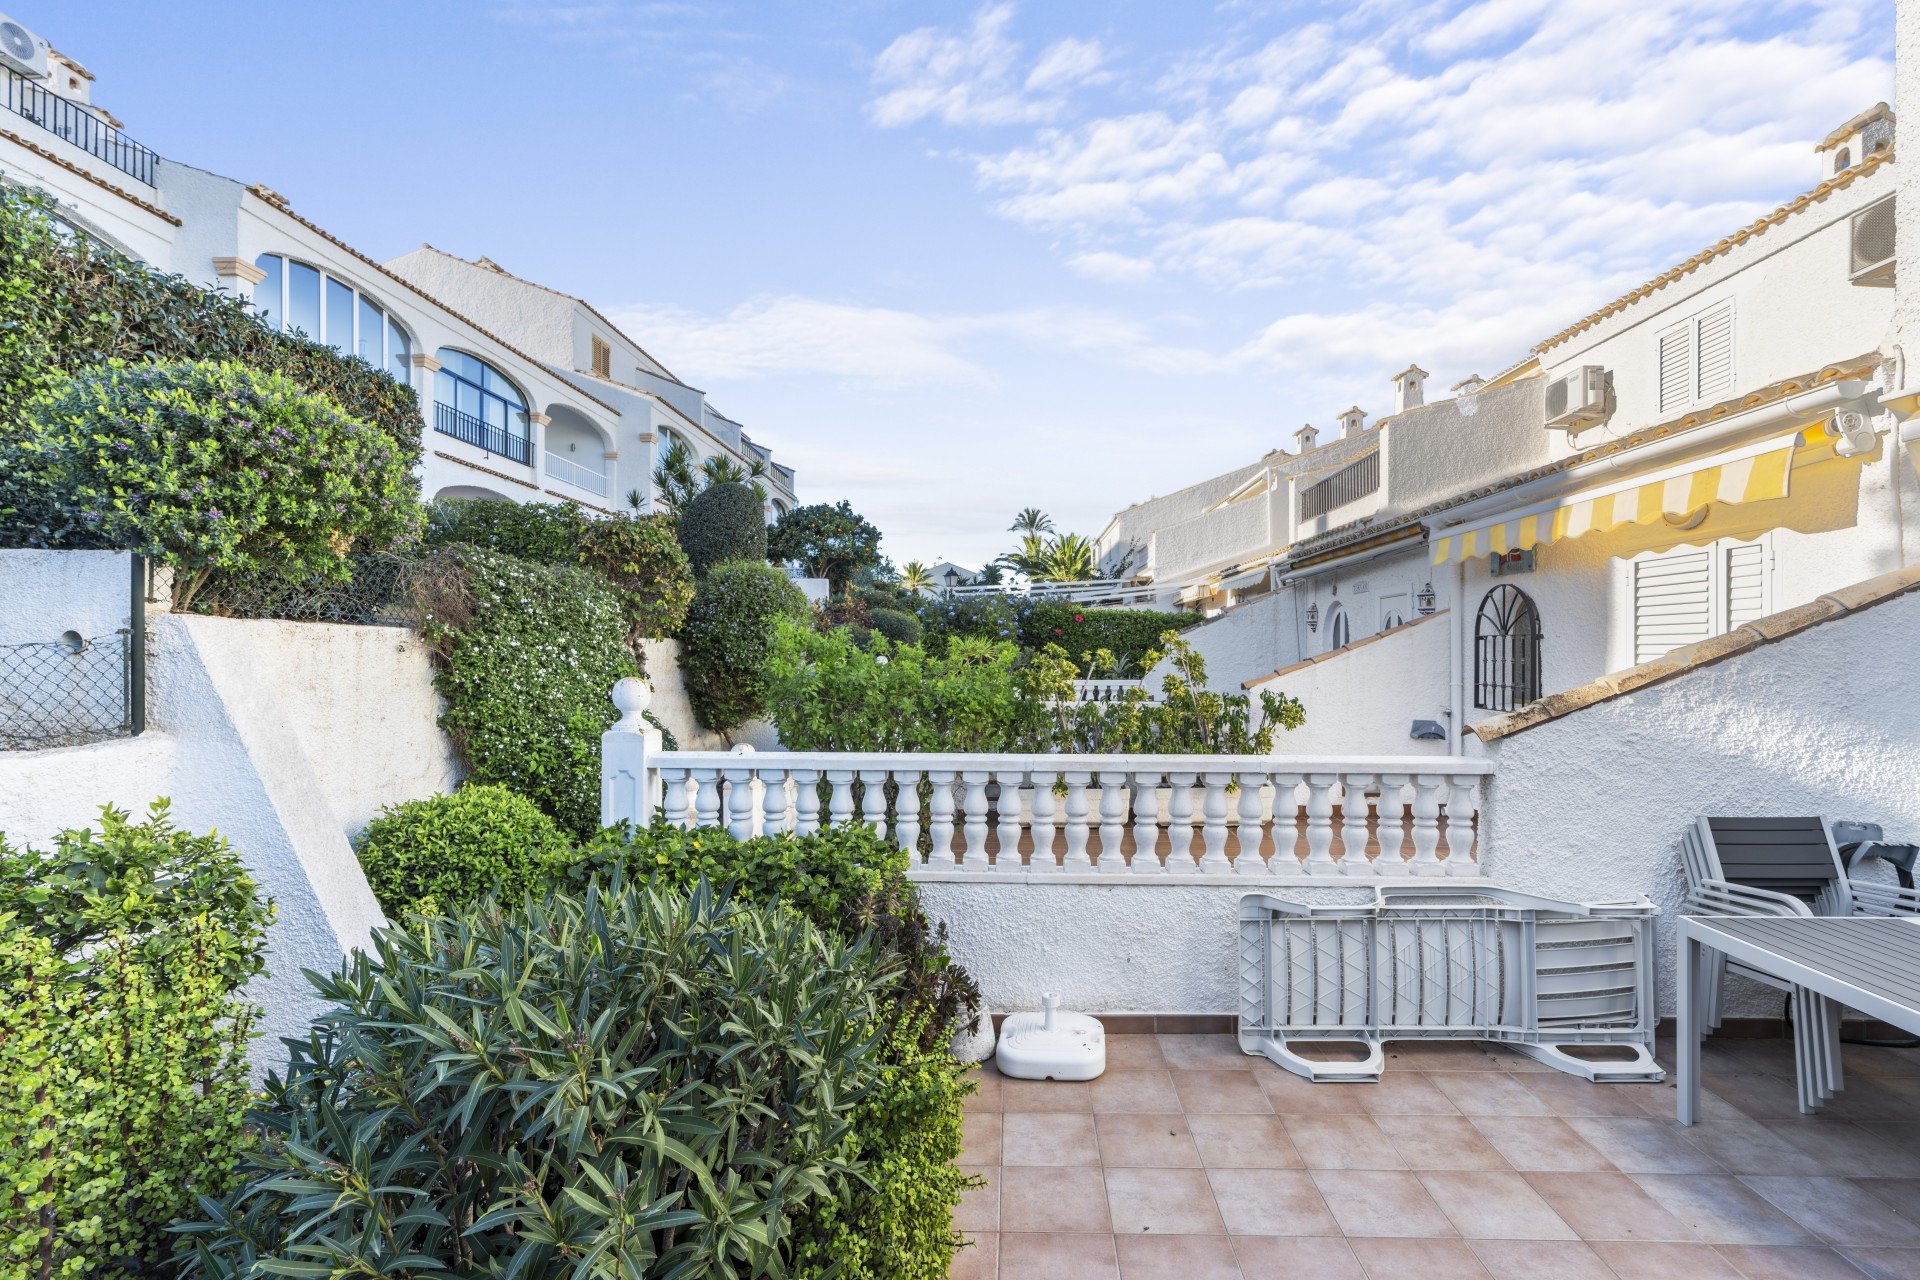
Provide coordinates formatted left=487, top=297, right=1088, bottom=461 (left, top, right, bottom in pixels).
left=0, top=26, right=794, bottom=518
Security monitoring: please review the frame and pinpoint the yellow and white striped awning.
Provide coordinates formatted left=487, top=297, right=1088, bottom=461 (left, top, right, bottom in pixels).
left=1431, top=433, right=1799, bottom=566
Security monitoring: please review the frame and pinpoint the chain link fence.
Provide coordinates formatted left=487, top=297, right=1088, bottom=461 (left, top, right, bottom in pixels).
left=194, top=552, right=423, bottom=626
left=1, top=631, right=133, bottom=750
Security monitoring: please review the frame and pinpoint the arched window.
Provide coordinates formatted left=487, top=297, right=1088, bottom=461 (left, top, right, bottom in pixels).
left=1381, top=608, right=1406, bottom=631
left=1474, top=585, right=1543, bottom=711
left=1325, top=603, right=1350, bottom=650
left=657, top=428, right=692, bottom=464
left=253, top=254, right=411, bottom=380
left=433, top=348, right=530, bottom=464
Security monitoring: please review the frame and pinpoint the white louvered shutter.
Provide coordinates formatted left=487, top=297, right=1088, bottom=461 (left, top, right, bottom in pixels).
left=1633, top=548, right=1713, bottom=664
left=1658, top=324, right=1694, bottom=413
left=1724, top=541, right=1767, bottom=627
left=1694, top=303, right=1734, bottom=401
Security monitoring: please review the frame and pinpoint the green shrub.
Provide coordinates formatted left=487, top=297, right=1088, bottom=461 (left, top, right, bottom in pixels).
left=1025, top=633, right=1307, bottom=752
left=681, top=560, right=810, bottom=733
left=916, top=593, right=1021, bottom=652
left=1020, top=601, right=1203, bottom=674
left=422, top=546, right=637, bottom=835
left=677, top=480, right=767, bottom=576
left=765, top=500, right=883, bottom=594
left=578, top=512, right=694, bottom=642
left=0, top=801, right=270, bottom=1279
left=869, top=607, right=923, bottom=646
left=356, top=784, right=574, bottom=916
left=6, top=360, right=417, bottom=608
left=173, top=879, right=892, bottom=1279
left=422, top=496, right=587, bottom=564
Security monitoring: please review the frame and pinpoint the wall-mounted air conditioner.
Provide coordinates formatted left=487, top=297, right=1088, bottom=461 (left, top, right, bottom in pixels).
left=1544, top=364, right=1608, bottom=431
left=1850, top=196, right=1895, bottom=288
left=0, top=12, right=49, bottom=79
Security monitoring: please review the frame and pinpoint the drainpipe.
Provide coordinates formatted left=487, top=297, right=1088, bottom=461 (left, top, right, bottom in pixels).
left=1448, top=556, right=1466, bottom=757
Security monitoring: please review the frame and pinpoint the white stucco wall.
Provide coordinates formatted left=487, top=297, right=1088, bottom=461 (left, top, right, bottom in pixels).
left=1375, top=379, right=1549, bottom=519
left=1254, top=610, right=1454, bottom=755
left=1147, top=590, right=1297, bottom=694
left=0, top=549, right=139, bottom=644
left=0, top=147, right=175, bottom=265
left=0, top=731, right=179, bottom=846
left=1151, top=495, right=1273, bottom=583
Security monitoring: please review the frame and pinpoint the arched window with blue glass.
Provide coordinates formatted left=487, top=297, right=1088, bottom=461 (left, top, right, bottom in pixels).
left=433, top=349, right=531, bottom=465
left=251, top=254, right=411, bottom=381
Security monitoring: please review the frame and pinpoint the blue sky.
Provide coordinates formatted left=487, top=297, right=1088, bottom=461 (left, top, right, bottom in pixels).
left=27, top=1, right=1894, bottom=568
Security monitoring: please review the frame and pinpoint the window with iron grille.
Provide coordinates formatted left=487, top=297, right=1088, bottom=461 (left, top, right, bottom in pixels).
left=1474, top=584, right=1542, bottom=712
left=1299, top=450, right=1380, bottom=520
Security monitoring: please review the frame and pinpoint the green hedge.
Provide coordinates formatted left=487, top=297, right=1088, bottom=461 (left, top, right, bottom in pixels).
left=356, top=783, right=573, bottom=916
left=1019, top=601, right=1203, bottom=674
left=678, top=480, right=768, bottom=576
left=681, top=560, right=811, bottom=733
left=423, top=496, right=588, bottom=565
left=0, top=802, right=270, bottom=1279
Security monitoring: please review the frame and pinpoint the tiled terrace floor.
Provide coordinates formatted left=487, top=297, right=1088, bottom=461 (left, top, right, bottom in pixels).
left=952, top=1033, right=1920, bottom=1280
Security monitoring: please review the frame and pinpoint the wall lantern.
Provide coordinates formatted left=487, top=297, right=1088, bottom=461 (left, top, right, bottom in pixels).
left=1416, top=582, right=1437, bottom=615
left=1305, top=601, right=1320, bottom=632
left=942, top=567, right=962, bottom=597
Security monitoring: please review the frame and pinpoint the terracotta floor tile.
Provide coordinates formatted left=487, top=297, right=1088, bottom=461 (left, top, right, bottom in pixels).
left=1387, top=1041, right=1507, bottom=1071
left=1001, top=1078, right=1094, bottom=1113
left=1679, top=1118, right=1833, bottom=1175
left=956, top=1165, right=999, bottom=1233
left=1466, top=1239, right=1613, bottom=1280
left=1740, top=1177, right=1920, bottom=1247
left=1468, top=1116, right=1615, bottom=1172
left=1855, top=1178, right=1920, bottom=1222
left=1173, top=1070, right=1274, bottom=1115
left=1283, top=1115, right=1406, bottom=1170
left=998, top=1166, right=1114, bottom=1234
left=966, top=1067, right=1003, bottom=1114
left=1185, top=1114, right=1302, bottom=1169
left=1565, top=1117, right=1723, bottom=1174
left=1106, top=1166, right=1227, bottom=1236
left=1373, top=1114, right=1509, bottom=1171
left=1429, top=1071, right=1556, bottom=1117
left=1520, top=1073, right=1650, bottom=1117
left=1522, top=1171, right=1701, bottom=1242
left=1767, top=1124, right=1920, bottom=1179
left=1095, top=1114, right=1202, bottom=1169
left=1254, top=1068, right=1370, bottom=1116
left=1423, top=1169, right=1576, bottom=1240
left=997, top=1232, right=1120, bottom=1280
left=1840, top=1247, right=1920, bottom=1279
left=1113, top=1233, right=1242, bottom=1280
left=1311, top=1169, right=1457, bottom=1238
left=1003, top=1112, right=1101, bottom=1167
left=1206, top=1169, right=1341, bottom=1236
left=1230, top=1235, right=1365, bottom=1280
left=1344, top=1236, right=1493, bottom=1278
left=1588, top=1241, right=1746, bottom=1279
left=952, top=1231, right=999, bottom=1280
left=1158, top=1035, right=1252, bottom=1071
left=1093, top=1071, right=1184, bottom=1115
left=1107, top=1035, right=1169, bottom=1071
left=1711, top=1243, right=1880, bottom=1279
left=1356, top=1073, right=1461, bottom=1116
left=1628, top=1174, right=1817, bottom=1245
left=1843, top=1045, right=1920, bottom=1079
left=963, top=1113, right=1004, bottom=1165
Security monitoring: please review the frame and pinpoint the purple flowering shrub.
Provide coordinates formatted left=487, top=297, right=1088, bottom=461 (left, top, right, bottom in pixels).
left=10, top=359, right=417, bottom=608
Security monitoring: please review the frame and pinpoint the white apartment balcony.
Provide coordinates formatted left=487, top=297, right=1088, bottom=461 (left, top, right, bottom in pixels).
left=543, top=449, right=609, bottom=498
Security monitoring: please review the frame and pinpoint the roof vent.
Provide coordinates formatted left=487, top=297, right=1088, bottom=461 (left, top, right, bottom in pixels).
left=1293, top=423, right=1319, bottom=452
left=1451, top=373, right=1485, bottom=395
left=1337, top=406, right=1367, bottom=439
left=1392, top=364, right=1428, bottom=413
left=1850, top=196, right=1895, bottom=288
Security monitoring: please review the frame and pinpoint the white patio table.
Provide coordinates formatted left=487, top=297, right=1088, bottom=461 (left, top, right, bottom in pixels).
left=1676, top=914, right=1920, bottom=1125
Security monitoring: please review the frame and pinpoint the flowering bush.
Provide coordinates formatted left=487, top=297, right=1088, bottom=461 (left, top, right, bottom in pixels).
left=1018, top=601, right=1203, bottom=675
left=422, top=496, right=588, bottom=564
left=578, top=512, right=695, bottom=642
left=5, top=360, right=416, bottom=608
left=915, top=593, right=1024, bottom=651
left=681, top=560, right=811, bottom=734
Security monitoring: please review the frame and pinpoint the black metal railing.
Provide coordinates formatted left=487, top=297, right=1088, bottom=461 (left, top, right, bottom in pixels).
left=434, top=401, right=532, bottom=465
left=4, top=67, right=158, bottom=186
left=1299, top=450, right=1380, bottom=520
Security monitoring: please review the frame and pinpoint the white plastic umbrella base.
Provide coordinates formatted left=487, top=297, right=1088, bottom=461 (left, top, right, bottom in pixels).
left=996, top=995, right=1105, bottom=1081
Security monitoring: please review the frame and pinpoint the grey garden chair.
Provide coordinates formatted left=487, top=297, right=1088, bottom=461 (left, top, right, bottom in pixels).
left=1680, top=816, right=1920, bottom=1033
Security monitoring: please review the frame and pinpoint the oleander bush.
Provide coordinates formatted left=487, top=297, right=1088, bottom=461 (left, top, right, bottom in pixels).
left=0, top=801, right=270, bottom=1280
left=356, top=783, right=574, bottom=916
left=418, top=545, right=637, bottom=835
left=4, top=360, right=417, bottom=609
left=680, top=560, right=811, bottom=734
left=422, top=496, right=588, bottom=565
left=677, top=480, right=767, bottom=576
left=578, top=512, right=695, bottom=643
left=1019, top=600, right=1203, bottom=675
left=172, top=880, right=894, bottom=1279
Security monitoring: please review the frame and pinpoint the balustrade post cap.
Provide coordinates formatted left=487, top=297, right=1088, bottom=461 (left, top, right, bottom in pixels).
left=730, top=743, right=757, bottom=754
left=610, top=676, right=652, bottom=729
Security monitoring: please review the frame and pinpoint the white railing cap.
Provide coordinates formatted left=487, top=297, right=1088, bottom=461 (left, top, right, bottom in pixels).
left=646, top=749, right=1493, bottom=774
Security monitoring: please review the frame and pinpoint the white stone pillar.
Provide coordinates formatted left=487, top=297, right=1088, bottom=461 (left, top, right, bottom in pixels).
left=601, top=677, right=661, bottom=829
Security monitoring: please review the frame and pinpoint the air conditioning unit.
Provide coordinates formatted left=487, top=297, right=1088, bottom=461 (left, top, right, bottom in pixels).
left=0, top=12, right=49, bottom=79
left=1544, top=364, right=1608, bottom=431
left=1850, top=196, right=1895, bottom=288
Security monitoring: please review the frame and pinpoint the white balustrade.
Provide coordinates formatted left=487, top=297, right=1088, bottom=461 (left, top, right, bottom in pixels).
left=601, top=678, right=1492, bottom=877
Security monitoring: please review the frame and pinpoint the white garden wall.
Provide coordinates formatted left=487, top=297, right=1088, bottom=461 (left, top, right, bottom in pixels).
left=1252, top=610, right=1453, bottom=755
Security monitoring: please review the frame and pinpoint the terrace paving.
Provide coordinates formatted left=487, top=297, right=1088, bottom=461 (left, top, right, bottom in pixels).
left=952, top=1033, right=1920, bottom=1280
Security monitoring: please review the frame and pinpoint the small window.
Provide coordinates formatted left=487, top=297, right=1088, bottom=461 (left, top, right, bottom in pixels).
left=591, top=335, right=612, bottom=379
left=1835, top=146, right=1851, bottom=171
left=1325, top=603, right=1350, bottom=650
left=1381, top=609, right=1406, bottom=631
left=1656, top=301, right=1734, bottom=413
left=1474, top=585, right=1543, bottom=711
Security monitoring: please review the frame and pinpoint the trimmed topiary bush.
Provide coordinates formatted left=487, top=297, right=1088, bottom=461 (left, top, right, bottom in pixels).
left=355, top=784, right=574, bottom=916
left=0, top=801, right=270, bottom=1279
left=578, top=513, right=695, bottom=642
left=677, top=480, right=767, bottom=576
left=422, top=496, right=588, bottom=565
left=868, top=607, right=923, bottom=646
left=1020, top=601, right=1204, bottom=675
left=681, top=560, right=810, bottom=734
left=173, top=879, right=892, bottom=1279
left=6, top=360, right=417, bottom=609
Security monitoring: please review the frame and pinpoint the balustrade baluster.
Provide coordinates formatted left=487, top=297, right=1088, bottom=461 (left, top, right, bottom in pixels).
left=1340, top=773, right=1377, bottom=874
left=1029, top=770, right=1059, bottom=869
left=1409, top=774, right=1445, bottom=875
left=928, top=771, right=958, bottom=866
left=1445, top=774, right=1480, bottom=873
left=990, top=769, right=1024, bottom=869
left=791, top=770, right=821, bottom=836
left=826, top=770, right=855, bottom=828
left=692, top=768, right=722, bottom=830
left=762, top=769, right=790, bottom=836
left=1131, top=777, right=1164, bottom=871
left=724, top=768, right=756, bottom=839
left=960, top=772, right=990, bottom=870
left=1165, top=773, right=1197, bottom=871
left=662, top=770, right=691, bottom=829
left=1303, top=773, right=1338, bottom=872
left=857, top=769, right=890, bottom=837
left=1235, top=771, right=1267, bottom=871
left=1197, top=774, right=1231, bottom=872
left=1062, top=771, right=1094, bottom=870
left=896, top=771, right=923, bottom=859
left=1097, top=773, right=1130, bottom=869
left=1377, top=773, right=1412, bottom=869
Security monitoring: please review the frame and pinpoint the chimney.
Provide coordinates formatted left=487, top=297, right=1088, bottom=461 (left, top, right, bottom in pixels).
left=1392, top=364, right=1428, bottom=414
left=1337, top=406, right=1366, bottom=439
left=1815, top=103, right=1893, bottom=180
left=1293, top=423, right=1319, bottom=453
left=1451, top=373, right=1485, bottom=396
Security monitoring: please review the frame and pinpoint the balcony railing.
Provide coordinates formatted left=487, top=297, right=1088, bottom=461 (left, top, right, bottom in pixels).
left=543, top=450, right=609, bottom=497
left=947, top=578, right=1159, bottom=608
left=1300, top=450, right=1381, bottom=520
left=4, top=68, right=158, bottom=186
left=434, top=401, right=531, bottom=465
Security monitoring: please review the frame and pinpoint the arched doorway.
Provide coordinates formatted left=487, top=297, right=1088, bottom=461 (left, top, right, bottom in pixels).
left=1474, top=584, right=1542, bottom=711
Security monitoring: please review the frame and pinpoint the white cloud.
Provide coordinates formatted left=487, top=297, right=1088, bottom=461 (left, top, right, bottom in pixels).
left=867, top=3, right=1103, bottom=127
left=1068, top=250, right=1157, bottom=283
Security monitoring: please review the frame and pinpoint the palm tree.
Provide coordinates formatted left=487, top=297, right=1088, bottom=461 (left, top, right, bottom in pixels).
left=900, top=560, right=934, bottom=593
left=1009, top=508, right=1054, bottom=537
left=1036, top=533, right=1097, bottom=582
left=652, top=440, right=699, bottom=517
left=1000, top=532, right=1053, bottom=581
left=701, top=454, right=770, bottom=501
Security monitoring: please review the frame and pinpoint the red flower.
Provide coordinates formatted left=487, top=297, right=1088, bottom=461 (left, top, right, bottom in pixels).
left=1073, top=613, right=1084, bottom=622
